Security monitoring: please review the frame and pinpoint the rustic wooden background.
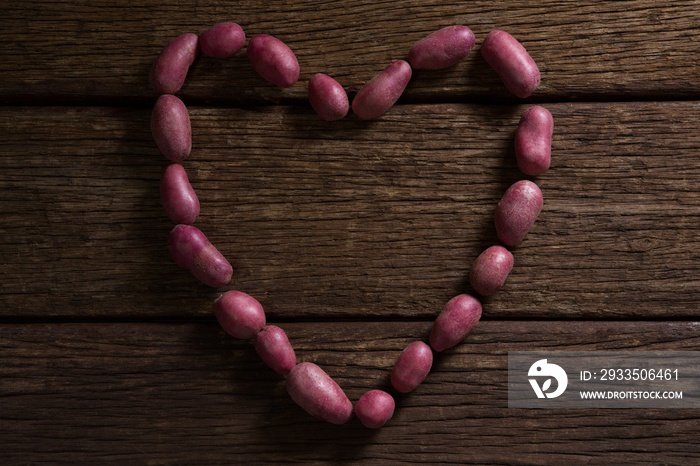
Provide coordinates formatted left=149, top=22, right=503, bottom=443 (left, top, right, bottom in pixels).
left=1, top=1, right=699, bottom=464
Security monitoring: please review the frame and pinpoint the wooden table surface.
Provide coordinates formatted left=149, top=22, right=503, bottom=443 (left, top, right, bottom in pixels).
left=2, top=1, right=700, bottom=464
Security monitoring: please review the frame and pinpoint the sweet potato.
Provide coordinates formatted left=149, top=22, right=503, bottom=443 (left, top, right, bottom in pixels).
left=408, top=25, right=475, bottom=69
left=151, top=94, right=192, bottom=163
left=286, top=362, right=353, bottom=424
left=390, top=341, right=433, bottom=393
left=481, top=30, right=540, bottom=98
left=355, top=390, right=396, bottom=429
left=150, top=33, right=199, bottom=94
left=247, top=34, right=300, bottom=88
left=429, top=294, right=482, bottom=352
left=160, top=164, right=199, bottom=225
left=254, top=325, right=296, bottom=374
left=168, top=224, right=233, bottom=288
left=308, top=73, right=349, bottom=121
left=494, top=180, right=543, bottom=246
left=213, top=290, right=266, bottom=339
left=351, top=60, right=412, bottom=120
left=200, top=22, right=246, bottom=58
left=469, top=246, right=514, bottom=296
left=355, top=390, right=395, bottom=429
left=515, top=105, right=553, bottom=175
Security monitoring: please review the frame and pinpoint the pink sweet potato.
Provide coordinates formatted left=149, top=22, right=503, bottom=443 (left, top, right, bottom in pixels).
left=429, top=294, right=482, bottom=352
left=308, top=73, right=349, bottom=121
left=286, top=362, right=353, bottom=425
left=390, top=341, right=433, bottom=393
left=200, top=22, right=246, bottom=58
left=168, top=224, right=233, bottom=288
left=151, top=94, right=192, bottom=163
left=469, top=246, right=514, bottom=296
left=481, top=30, right=540, bottom=98
left=247, top=34, right=300, bottom=88
left=515, top=105, right=553, bottom=175
left=494, top=180, right=543, bottom=247
left=254, top=325, right=296, bottom=374
left=160, top=164, right=200, bottom=225
left=150, top=33, right=199, bottom=94
left=213, top=290, right=266, bottom=339
left=408, top=25, right=475, bottom=70
left=355, top=390, right=395, bottom=429
left=351, top=60, right=412, bottom=120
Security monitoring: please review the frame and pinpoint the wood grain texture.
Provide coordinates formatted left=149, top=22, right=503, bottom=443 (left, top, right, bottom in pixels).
left=2, top=1, right=700, bottom=103
left=2, top=1, right=700, bottom=462
left=1, top=102, right=698, bottom=319
left=0, top=321, right=698, bottom=465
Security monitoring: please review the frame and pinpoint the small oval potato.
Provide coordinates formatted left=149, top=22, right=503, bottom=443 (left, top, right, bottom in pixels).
left=480, top=30, right=540, bottom=98
left=352, top=60, right=412, bottom=120
left=254, top=325, right=296, bottom=374
left=429, top=294, right=482, bottom=352
left=168, top=224, right=233, bottom=288
left=160, top=164, right=200, bottom=225
left=408, top=25, right=476, bottom=70
left=150, top=33, right=200, bottom=95
left=494, top=180, right=543, bottom=247
left=247, top=34, right=300, bottom=88
left=308, top=73, right=349, bottom=121
left=390, top=341, right=433, bottom=393
left=200, top=22, right=246, bottom=58
left=151, top=94, right=192, bottom=163
left=515, top=106, right=553, bottom=175
left=470, top=246, right=514, bottom=296
left=286, top=362, right=353, bottom=425
left=355, top=390, right=395, bottom=429
left=213, top=290, right=266, bottom=339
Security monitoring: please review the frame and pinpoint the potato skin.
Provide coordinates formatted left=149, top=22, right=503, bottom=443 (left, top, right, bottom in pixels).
left=254, top=325, right=296, bottom=374
left=151, top=94, right=192, bottom=163
left=470, top=246, right=514, bottom=296
left=390, top=341, right=433, bottom=393
left=150, top=33, right=200, bottom=94
left=351, top=60, right=412, bottom=120
left=355, top=390, right=395, bottom=429
left=408, top=25, right=475, bottom=70
left=247, top=34, right=300, bottom=88
left=308, top=73, right=349, bottom=121
left=286, top=362, right=353, bottom=425
left=494, top=180, right=543, bottom=246
left=168, top=224, right=233, bottom=288
left=480, top=30, right=540, bottom=98
left=160, top=164, right=199, bottom=225
left=515, top=106, right=553, bottom=175
left=429, top=294, right=482, bottom=352
left=200, top=22, right=246, bottom=59
left=213, top=290, right=266, bottom=339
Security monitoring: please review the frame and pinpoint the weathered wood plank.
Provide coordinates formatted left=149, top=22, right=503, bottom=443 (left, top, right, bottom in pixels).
left=2, top=0, right=698, bottom=463
left=2, top=1, right=700, bottom=102
left=0, top=321, right=698, bottom=464
left=1, top=102, right=699, bottom=319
